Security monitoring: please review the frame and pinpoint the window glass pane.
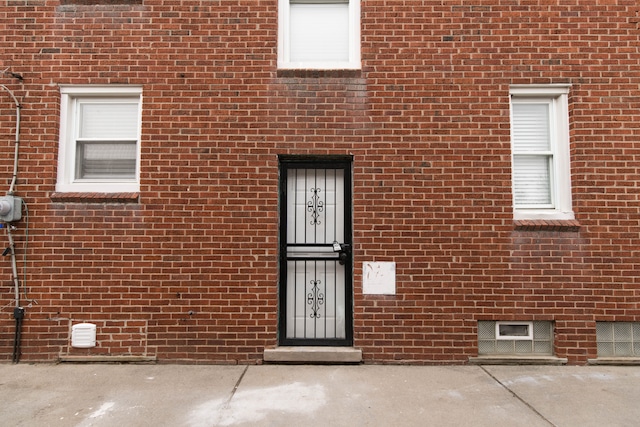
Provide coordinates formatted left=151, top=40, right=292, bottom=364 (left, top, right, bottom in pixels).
left=79, top=102, right=139, bottom=139
left=598, top=342, right=614, bottom=357
left=614, top=322, right=633, bottom=341
left=512, top=103, right=550, bottom=152
left=533, top=321, right=552, bottom=339
left=533, top=341, right=552, bottom=354
left=478, top=340, right=495, bottom=354
left=596, top=321, right=614, bottom=341
left=633, top=323, right=640, bottom=341
left=496, top=340, right=514, bottom=353
left=614, top=342, right=633, bottom=356
left=514, top=340, right=533, bottom=353
left=513, top=155, right=552, bottom=205
left=498, top=324, right=530, bottom=337
left=478, top=321, right=495, bottom=340
left=76, top=142, right=136, bottom=179
left=290, top=3, right=349, bottom=62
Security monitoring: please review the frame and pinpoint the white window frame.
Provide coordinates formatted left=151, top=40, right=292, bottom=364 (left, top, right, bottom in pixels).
left=278, top=0, right=361, bottom=70
left=495, top=321, right=534, bottom=341
left=510, top=85, right=573, bottom=221
left=57, top=85, right=142, bottom=193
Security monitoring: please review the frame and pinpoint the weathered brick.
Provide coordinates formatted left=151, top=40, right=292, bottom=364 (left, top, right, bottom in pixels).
left=0, top=0, right=638, bottom=365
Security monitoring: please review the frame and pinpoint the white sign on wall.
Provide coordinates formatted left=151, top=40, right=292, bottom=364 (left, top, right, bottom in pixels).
left=362, top=262, right=396, bottom=295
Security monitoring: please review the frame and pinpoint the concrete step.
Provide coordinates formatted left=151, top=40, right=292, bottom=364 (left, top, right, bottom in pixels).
left=263, top=346, right=362, bottom=364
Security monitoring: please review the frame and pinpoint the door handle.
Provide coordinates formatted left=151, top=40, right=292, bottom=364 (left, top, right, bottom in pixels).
left=332, top=241, right=351, bottom=265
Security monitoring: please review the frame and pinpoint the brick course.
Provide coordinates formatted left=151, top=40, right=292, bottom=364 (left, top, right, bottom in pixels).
left=0, top=0, right=639, bottom=364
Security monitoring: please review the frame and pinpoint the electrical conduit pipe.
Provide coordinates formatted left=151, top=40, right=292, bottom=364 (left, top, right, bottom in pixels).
left=1, top=83, right=24, bottom=362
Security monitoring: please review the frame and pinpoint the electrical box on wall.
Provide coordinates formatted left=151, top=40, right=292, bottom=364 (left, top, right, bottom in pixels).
left=0, top=196, right=22, bottom=222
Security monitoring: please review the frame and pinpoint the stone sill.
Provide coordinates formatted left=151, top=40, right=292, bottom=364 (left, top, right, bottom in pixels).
left=588, top=358, right=640, bottom=366
left=514, top=219, right=581, bottom=232
left=276, top=69, right=362, bottom=79
left=59, top=355, right=157, bottom=364
left=469, top=355, right=568, bottom=365
left=51, top=192, right=139, bottom=203
left=264, top=347, right=362, bottom=364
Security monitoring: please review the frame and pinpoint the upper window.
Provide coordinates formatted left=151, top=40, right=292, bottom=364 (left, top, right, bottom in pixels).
left=278, top=0, right=361, bottom=70
left=510, top=85, right=573, bottom=220
left=57, top=86, right=142, bottom=193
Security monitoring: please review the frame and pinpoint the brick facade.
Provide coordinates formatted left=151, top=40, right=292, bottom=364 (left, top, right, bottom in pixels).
left=1, top=1, right=639, bottom=364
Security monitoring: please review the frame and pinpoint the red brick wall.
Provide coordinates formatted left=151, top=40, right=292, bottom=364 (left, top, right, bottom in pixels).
left=0, top=0, right=639, bottom=364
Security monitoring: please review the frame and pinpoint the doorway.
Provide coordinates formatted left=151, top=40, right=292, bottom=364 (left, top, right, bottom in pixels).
left=278, top=157, right=353, bottom=346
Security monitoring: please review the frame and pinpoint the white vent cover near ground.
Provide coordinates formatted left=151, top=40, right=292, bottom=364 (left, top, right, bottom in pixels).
left=71, top=323, right=97, bottom=348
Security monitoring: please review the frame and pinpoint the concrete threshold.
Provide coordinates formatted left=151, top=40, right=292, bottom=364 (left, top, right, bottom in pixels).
left=263, top=346, right=362, bottom=364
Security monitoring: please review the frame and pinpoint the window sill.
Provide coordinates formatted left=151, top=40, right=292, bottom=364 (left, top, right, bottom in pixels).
left=588, top=358, right=640, bottom=366
left=276, top=69, right=362, bottom=79
left=513, top=219, right=581, bottom=232
left=469, top=355, right=568, bottom=365
left=50, top=192, right=139, bottom=203
left=60, top=0, right=142, bottom=4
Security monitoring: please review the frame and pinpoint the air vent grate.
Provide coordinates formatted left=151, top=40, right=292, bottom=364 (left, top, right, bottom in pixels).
left=71, top=323, right=97, bottom=348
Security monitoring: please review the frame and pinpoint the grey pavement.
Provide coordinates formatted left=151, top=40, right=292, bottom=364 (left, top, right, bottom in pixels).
left=1, top=363, right=639, bottom=426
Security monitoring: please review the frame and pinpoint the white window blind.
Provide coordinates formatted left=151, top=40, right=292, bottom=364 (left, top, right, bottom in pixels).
left=79, top=102, right=138, bottom=139
left=278, top=0, right=360, bottom=69
left=511, top=102, right=553, bottom=207
left=289, top=2, right=349, bottom=62
left=76, top=102, right=138, bottom=180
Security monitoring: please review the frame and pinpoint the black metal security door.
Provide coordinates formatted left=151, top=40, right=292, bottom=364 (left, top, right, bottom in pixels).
left=279, top=157, right=353, bottom=346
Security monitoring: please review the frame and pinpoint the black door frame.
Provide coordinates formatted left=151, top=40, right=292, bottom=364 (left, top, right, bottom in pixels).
left=278, top=155, right=353, bottom=346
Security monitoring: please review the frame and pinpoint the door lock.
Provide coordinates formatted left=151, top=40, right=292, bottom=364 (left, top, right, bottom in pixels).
left=332, top=241, right=352, bottom=265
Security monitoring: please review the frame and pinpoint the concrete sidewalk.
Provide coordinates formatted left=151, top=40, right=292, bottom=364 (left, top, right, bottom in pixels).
left=1, top=363, right=639, bottom=426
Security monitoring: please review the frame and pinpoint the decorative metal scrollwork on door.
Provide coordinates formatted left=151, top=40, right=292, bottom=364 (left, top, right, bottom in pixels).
left=307, top=279, right=325, bottom=318
left=307, top=188, right=323, bottom=225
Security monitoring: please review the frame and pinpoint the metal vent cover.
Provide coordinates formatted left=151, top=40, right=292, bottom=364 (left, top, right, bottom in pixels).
left=71, top=323, right=97, bottom=348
